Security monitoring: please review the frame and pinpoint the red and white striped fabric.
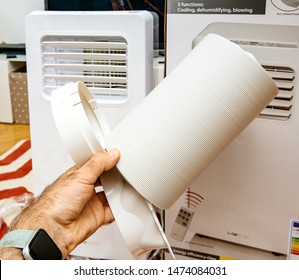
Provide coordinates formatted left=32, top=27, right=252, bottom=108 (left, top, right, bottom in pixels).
left=0, top=140, right=34, bottom=238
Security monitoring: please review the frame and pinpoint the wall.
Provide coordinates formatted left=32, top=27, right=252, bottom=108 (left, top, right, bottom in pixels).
left=0, top=0, right=44, bottom=43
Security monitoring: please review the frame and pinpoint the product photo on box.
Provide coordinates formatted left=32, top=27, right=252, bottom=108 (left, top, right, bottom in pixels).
left=165, top=0, right=299, bottom=260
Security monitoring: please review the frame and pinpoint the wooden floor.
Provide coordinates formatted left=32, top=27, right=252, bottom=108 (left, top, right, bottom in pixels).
left=0, top=123, right=31, bottom=155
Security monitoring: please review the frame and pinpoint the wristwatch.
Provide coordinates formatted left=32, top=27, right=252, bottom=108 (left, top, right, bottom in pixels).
left=0, top=229, right=62, bottom=260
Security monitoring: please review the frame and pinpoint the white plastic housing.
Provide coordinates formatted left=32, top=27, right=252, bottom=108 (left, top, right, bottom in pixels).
left=26, top=10, right=154, bottom=259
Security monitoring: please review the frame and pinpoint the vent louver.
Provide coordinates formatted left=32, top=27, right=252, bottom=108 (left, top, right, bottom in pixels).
left=41, top=35, right=128, bottom=104
left=259, top=65, right=294, bottom=120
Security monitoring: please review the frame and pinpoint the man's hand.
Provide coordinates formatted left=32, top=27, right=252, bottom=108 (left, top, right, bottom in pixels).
left=7, top=149, right=120, bottom=259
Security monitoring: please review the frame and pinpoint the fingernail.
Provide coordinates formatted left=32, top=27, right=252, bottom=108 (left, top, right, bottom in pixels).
left=109, top=148, right=120, bottom=159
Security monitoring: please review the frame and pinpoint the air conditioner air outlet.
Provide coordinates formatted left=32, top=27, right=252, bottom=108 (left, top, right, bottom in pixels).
left=258, top=65, right=295, bottom=121
left=262, top=65, right=294, bottom=78
left=41, top=35, right=128, bottom=104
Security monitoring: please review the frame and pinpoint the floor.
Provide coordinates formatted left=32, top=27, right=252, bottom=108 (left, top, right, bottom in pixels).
left=0, top=123, right=31, bottom=155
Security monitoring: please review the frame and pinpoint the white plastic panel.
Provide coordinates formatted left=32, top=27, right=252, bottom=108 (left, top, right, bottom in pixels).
left=41, top=35, right=128, bottom=104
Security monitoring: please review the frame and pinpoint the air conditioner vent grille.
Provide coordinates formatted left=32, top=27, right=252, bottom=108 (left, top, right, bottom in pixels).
left=259, top=65, right=294, bottom=121
left=41, top=35, right=128, bottom=103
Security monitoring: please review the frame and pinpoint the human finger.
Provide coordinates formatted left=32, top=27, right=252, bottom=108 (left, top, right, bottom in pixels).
left=74, top=149, right=120, bottom=183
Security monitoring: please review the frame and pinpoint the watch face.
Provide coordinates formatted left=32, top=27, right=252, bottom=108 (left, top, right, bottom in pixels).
left=24, top=229, right=62, bottom=260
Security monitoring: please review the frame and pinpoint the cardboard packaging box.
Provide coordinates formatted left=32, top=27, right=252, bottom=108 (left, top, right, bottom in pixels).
left=165, top=233, right=286, bottom=260
left=9, top=67, right=30, bottom=124
left=0, top=59, right=25, bottom=123
left=165, top=0, right=299, bottom=259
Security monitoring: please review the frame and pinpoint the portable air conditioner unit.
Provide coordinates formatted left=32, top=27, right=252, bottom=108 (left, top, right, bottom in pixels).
left=185, top=22, right=299, bottom=255
left=26, top=11, right=154, bottom=259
